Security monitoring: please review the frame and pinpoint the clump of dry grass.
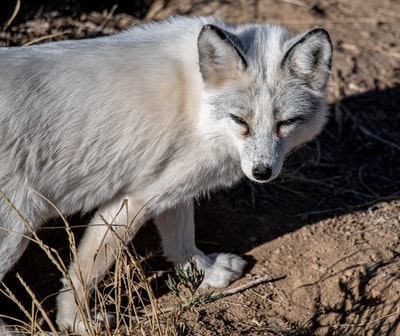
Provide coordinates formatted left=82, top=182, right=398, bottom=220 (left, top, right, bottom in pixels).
left=0, top=196, right=172, bottom=335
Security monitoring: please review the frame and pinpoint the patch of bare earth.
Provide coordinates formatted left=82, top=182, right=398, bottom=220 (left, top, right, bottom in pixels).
left=1, top=1, right=399, bottom=335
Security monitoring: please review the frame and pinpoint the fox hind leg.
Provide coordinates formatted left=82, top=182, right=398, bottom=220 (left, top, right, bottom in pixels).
left=56, top=195, right=149, bottom=333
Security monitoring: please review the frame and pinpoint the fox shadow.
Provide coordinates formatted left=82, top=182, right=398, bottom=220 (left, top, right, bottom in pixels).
left=0, top=86, right=399, bottom=332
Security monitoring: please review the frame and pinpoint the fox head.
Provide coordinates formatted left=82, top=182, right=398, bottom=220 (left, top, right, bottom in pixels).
left=197, top=23, right=332, bottom=183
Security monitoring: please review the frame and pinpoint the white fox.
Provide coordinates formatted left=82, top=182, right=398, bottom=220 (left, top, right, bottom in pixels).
left=0, top=16, right=332, bottom=333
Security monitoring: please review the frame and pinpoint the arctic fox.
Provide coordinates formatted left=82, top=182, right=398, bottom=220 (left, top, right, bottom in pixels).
left=0, top=16, right=332, bottom=333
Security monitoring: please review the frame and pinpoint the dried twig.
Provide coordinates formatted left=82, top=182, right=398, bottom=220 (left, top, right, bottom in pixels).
left=368, top=46, right=400, bottom=59
left=217, top=274, right=286, bottom=297
left=3, top=0, right=20, bottom=31
left=23, top=31, right=72, bottom=46
left=100, top=4, right=118, bottom=29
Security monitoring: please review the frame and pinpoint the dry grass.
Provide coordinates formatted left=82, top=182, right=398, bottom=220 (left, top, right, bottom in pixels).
left=0, top=197, right=175, bottom=335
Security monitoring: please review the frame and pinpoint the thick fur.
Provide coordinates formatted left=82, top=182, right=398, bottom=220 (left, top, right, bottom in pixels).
left=0, top=16, right=332, bottom=333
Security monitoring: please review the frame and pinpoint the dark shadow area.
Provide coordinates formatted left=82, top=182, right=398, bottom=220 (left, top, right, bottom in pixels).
left=1, top=0, right=156, bottom=46
left=1, top=0, right=153, bottom=28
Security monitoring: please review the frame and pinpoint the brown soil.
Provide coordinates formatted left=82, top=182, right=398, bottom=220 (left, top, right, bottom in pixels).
left=1, top=1, right=399, bottom=335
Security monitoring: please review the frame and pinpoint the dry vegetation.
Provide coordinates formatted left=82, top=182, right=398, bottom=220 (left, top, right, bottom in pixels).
left=1, top=0, right=399, bottom=335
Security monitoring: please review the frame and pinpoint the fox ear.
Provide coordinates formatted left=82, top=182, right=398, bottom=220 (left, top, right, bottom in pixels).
left=198, top=24, right=247, bottom=87
left=282, top=28, right=332, bottom=91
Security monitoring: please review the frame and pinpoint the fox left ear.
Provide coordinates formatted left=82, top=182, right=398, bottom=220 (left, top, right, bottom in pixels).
left=282, top=28, right=332, bottom=91
left=198, top=24, right=247, bottom=87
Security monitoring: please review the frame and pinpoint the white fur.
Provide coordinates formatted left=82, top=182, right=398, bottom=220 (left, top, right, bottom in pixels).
left=0, top=16, right=332, bottom=333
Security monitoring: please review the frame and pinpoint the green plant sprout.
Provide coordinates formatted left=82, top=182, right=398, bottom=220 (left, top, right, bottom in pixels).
left=166, top=257, right=225, bottom=308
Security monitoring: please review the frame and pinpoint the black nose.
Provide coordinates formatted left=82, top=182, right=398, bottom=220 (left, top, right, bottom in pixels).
left=252, top=164, right=272, bottom=181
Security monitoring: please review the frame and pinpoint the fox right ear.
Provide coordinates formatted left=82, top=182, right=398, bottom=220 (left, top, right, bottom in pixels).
left=282, top=28, right=332, bottom=92
left=198, top=24, right=247, bottom=87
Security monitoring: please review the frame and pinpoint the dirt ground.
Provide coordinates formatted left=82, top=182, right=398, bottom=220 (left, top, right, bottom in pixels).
left=0, top=0, right=399, bottom=335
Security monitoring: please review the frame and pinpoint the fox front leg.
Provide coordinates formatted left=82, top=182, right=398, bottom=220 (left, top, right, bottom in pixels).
left=154, top=202, right=246, bottom=288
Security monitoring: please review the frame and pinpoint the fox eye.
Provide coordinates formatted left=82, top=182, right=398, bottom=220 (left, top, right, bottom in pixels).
left=230, top=114, right=250, bottom=136
left=278, top=117, right=302, bottom=128
left=276, top=117, right=304, bottom=136
left=230, top=114, right=248, bottom=127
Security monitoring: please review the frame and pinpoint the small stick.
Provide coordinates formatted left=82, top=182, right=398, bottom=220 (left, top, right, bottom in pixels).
left=217, top=274, right=286, bottom=297
left=23, top=31, right=71, bottom=46
left=3, top=0, right=20, bottom=31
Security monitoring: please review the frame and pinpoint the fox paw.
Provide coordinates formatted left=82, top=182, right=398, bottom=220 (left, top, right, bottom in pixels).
left=194, top=253, right=246, bottom=288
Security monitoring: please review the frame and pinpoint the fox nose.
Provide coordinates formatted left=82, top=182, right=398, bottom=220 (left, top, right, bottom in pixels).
left=252, top=164, right=272, bottom=181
